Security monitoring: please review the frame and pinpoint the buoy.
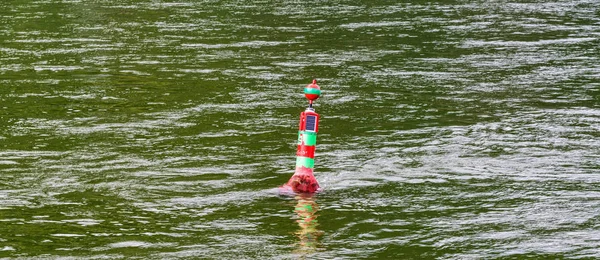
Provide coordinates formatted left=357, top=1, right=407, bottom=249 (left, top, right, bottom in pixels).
left=281, top=79, right=322, bottom=194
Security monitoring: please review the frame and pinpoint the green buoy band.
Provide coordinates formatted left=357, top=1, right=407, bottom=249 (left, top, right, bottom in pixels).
left=304, top=87, right=321, bottom=96
left=298, top=131, right=317, bottom=146
left=296, top=157, right=315, bottom=168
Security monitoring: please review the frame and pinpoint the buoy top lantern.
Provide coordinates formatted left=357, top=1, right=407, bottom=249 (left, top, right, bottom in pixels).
left=304, top=79, right=321, bottom=103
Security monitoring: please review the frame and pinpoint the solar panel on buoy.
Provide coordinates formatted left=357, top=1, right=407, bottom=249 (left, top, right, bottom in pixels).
left=305, top=115, right=317, bottom=132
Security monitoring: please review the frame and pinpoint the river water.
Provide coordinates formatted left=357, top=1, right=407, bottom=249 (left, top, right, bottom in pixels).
left=1, top=0, right=599, bottom=259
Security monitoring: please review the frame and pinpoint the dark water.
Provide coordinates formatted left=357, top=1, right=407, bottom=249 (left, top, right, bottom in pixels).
left=1, top=0, right=599, bottom=258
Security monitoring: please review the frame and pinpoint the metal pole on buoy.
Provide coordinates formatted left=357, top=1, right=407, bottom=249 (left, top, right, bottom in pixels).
left=281, top=79, right=322, bottom=193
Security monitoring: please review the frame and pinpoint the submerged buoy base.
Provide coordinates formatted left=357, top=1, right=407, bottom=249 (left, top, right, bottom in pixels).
left=281, top=167, right=320, bottom=194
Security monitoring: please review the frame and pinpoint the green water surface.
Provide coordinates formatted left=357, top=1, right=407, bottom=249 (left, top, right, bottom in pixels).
left=1, top=0, right=599, bottom=259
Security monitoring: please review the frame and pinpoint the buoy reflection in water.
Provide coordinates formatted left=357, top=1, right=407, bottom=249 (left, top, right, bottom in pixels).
left=293, top=195, right=323, bottom=254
